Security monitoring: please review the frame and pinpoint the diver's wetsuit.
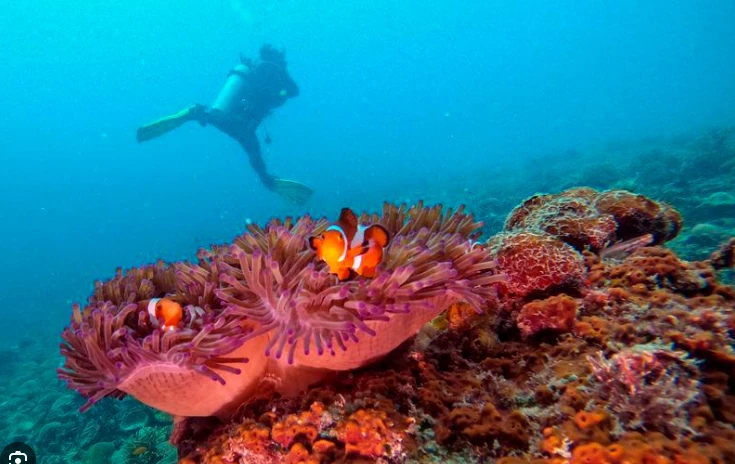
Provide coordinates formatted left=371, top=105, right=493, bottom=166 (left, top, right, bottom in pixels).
left=194, top=61, right=299, bottom=189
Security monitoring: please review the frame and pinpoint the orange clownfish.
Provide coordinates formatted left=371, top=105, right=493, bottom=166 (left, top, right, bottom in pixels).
left=308, top=207, right=390, bottom=281
left=147, top=298, right=183, bottom=331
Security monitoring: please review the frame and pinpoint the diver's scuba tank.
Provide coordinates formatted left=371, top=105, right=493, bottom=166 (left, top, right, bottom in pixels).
left=211, top=63, right=253, bottom=116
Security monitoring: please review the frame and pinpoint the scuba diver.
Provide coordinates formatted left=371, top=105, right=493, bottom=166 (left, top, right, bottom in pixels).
left=136, top=44, right=313, bottom=205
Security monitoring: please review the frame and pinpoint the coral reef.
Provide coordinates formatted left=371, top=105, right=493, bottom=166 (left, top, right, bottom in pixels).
left=162, top=187, right=735, bottom=463
left=594, top=190, right=682, bottom=244
left=504, top=187, right=681, bottom=252
left=504, top=187, right=617, bottom=251
left=587, top=346, right=701, bottom=437
left=517, top=294, right=578, bottom=339
left=709, top=237, right=735, bottom=270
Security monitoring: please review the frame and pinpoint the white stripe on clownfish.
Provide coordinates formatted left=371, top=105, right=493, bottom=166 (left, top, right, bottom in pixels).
left=326, top=225, right=349, bottom=262
left=148, top=298, right=161, bottom=325
left=349, top=226, right=370, bottom=272
left=351, top=225, right=367, bottom=249
left=353, top=254, right=363, bottom=271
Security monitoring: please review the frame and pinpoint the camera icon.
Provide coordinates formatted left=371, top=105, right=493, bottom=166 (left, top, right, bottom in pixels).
left=8, top=451, right=27, bottom=464
left=1, top=444, right=35, bottom=464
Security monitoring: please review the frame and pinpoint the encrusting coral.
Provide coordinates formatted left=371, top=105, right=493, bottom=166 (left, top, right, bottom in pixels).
left=587, top=346, right=702, bottom=437
left=504, top=187, right=682, bottom=252
left=709, top=237, right=735, bottom=270
left=58, top=202, right=504, bottom=420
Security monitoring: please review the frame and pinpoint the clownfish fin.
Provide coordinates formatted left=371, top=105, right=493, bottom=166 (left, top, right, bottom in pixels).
left=364, top=224, right=390, bottom=248
left=360, top=266, right=377, bottom=278
left=338, top=267, right=359, bottom=282
left=308, top=236, right=323, bottom=252
left=346, top=242, right=370, bottom=260
left=337, top=207, right=359, bottom=241
left=336, top=267, right=352, bottom=281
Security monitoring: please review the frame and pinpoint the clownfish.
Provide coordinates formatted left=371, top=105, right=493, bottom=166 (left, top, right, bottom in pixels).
left=147, top=298, right=183, bottom=331
left=308, top=207, right=390, bottom=281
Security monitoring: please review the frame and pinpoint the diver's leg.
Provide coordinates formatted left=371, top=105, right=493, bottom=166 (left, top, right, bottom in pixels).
left=203, top=110, right=274, bottom=186
left=136, top=104, right=207, bottom=143
left=236, top=131, right=314, bottom=205
left=237, top=131, right=277, bottom=189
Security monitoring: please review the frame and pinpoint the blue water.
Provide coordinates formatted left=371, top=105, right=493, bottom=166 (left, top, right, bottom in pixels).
left=1, top=0, right=734, bottom=343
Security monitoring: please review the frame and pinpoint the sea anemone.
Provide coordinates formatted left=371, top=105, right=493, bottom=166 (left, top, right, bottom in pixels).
left=57, top=260, right=258, bottom=417
left=58, top=202, right=503, bottom=418
left=214, top=202, right=503, bottom=371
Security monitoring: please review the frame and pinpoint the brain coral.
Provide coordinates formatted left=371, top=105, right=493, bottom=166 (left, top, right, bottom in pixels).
left=505, top=187, right=617, bottom=251
left=486, top=231, right=587, bottom=298
left=504, top=187, right=682, bottom=252
left=58, top=202, right=504, bottom=419
left=594, top=189, right=682, bottom=244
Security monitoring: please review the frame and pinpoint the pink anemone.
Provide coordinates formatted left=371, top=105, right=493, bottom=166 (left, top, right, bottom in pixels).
left=214, top=202, right=504, bottom=370
left=58, top=202, right=503, bottom=419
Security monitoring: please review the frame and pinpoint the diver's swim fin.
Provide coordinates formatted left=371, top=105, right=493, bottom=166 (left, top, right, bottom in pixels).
left=136, top=105, right=202, bottom=143
left=271, top=178, right=314, bottom=206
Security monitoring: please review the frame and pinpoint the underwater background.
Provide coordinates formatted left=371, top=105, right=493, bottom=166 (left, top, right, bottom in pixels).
left=1, top=1, right=734, bottom=463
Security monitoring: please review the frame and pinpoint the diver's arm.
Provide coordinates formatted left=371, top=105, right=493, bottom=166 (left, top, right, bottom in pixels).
left=284, top=75, right=299, bottom=98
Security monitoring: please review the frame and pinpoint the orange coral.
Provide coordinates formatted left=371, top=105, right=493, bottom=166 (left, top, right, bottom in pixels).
left=336, top=409, right=410, bottom=459
left=517, top=294, right=578, bottom=338
left=608, top=247, right=683, bottom=289
left=311, top=439, right=336, bottom=455
left=233, top=423, right=272, bottom=455
left=271, top=402, right=325, bottom=449
left=200, top=421, right=277, bottom=463
left=567, top=434, right=718, bottom=464
left=285, top=442, right=318, bottom=464
left=445, top=403, right=530, bottom=449
left=571, top=442, right=608, bottom=463
left=574, top=411, right=606, bottom=430
left=541, top=427, right=567, bottom=456
left=605, top=443, right=623, bottom=461
left=560, top=385, right=588, bottom=412
left=573, top=316, right=610, bottom=343
left=606, top=286, right=631, bottom=301
left=446, top=301, right=482, bottom=330
left=540, top=414, right=721, bottom=464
